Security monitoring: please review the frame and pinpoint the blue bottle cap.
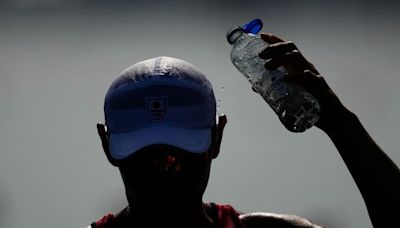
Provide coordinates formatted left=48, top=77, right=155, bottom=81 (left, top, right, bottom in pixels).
left=243, top=18, right=263, bottom=34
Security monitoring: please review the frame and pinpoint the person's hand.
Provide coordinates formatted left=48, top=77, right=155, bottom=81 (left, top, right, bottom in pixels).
left=258, top=33, right=351, bottom=131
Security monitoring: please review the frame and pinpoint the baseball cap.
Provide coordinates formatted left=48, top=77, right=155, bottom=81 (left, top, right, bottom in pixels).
left=104, top=56, right=217, bottom=160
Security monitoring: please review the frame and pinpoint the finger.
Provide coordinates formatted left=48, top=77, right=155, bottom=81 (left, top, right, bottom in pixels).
left=264, top=50, right=306, bottom=71
left=258, top=41, right=297, bottom=59
left=282, top=72, right=307, bottom=86
left=283, top=70, right=322, bottom=95
left=260, top=33, right=285, bottom=44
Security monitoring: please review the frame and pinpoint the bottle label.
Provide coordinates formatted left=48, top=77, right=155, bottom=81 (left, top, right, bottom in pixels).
left=256, top=68, right=287, bottom=99
left=265, top=78, right=285, bottom=97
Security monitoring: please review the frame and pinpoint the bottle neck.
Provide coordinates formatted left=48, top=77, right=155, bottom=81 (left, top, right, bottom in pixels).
left=229, top=30, right=245, bottom=44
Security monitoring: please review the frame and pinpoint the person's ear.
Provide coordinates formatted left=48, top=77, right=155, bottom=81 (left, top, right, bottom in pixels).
left=210, top=115, right=227, bottom=159
left=97, top=123, right=119, bottom=167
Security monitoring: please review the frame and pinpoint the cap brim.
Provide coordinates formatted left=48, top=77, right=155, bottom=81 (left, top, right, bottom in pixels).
left=109, top=126, right=212, bottom=160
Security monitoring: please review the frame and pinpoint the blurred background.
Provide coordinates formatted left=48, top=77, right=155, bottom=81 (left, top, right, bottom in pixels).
left=0, top=0, right=399, bottom=227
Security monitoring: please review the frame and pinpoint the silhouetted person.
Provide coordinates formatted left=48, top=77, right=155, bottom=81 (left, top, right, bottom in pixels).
left=90, top=33, right=400, bottom=228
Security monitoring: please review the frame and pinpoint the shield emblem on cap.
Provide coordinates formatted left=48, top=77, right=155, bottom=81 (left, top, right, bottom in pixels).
left=146, top=97, right=167, bottom=121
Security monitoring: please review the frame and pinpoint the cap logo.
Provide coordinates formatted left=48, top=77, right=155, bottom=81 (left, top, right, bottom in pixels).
left=146, top=97, right=168, bottom=121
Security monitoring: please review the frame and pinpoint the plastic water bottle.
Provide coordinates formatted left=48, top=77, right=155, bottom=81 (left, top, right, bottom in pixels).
left=226, top=19, right=320, bottom=132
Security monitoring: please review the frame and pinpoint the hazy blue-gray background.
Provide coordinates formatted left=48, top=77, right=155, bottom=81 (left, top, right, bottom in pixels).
left=1, top=0, right=399, bottom=227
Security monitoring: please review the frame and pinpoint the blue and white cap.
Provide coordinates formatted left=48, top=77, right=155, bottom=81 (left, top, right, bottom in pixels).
left=104, top=56, right=217, bottom=160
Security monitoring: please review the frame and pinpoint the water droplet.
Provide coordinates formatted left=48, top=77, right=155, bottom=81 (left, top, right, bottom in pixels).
left=221, top=87, right=225, bottom=92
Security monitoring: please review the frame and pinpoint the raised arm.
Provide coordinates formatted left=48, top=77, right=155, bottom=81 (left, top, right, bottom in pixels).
left=258, top=33, right=400, bottom=227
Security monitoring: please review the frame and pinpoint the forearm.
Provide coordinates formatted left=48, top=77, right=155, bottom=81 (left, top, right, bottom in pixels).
left=255, top=33, right=400, bottom=226
left=322, top=110, right=400, bottom=227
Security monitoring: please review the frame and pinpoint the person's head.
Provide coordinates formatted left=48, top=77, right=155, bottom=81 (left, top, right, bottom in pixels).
left=97, top=56, right=226, bottom=210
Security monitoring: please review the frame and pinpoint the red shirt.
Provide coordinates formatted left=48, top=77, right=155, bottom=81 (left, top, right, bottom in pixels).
left=91, top=203, right=245, bottom=228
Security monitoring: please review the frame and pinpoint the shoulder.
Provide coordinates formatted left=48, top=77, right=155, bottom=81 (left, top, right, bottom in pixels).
left=239, top=212, right=323, bottom=228
left=88, top=213, right=116, bottom=228
left=88, top=207, right=129, bottom=228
